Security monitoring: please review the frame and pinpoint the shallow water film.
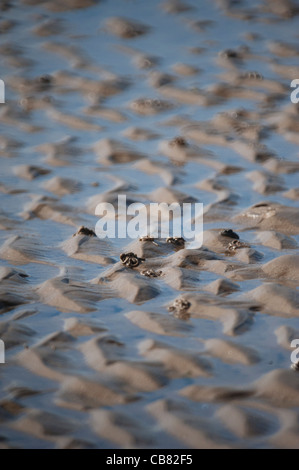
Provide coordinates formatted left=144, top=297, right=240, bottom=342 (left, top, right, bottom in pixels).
left=0, top=0, right=299, bottom=449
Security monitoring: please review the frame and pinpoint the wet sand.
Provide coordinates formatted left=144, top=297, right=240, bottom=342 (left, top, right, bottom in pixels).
left=0, top=0, right=299, bottom=449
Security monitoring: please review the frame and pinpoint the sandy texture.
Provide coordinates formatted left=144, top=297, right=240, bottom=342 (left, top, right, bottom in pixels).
left=0, top=0, right=298, bottom=450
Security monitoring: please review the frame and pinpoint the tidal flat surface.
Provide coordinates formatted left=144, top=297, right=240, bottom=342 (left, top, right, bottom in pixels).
left=0, top=0, right=299, bottom=449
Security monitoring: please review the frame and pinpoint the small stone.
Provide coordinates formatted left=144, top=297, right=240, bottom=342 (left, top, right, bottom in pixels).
left=227, top=239, right=249, bottom=252
left=106, top=17, right=150, bottom=39
left=168, top=298, right=191, bottom=320
left=37, top=74, right=52, bottom=84
left=169, top=137, right=188, bottom=147
left=166, top=237, right=185, bottom=247
left=242, top=71, right=263, bottom=80
left=140, top=269, right=162, bottom=278
left=220, top=229, right=239, bottom=240
left=120, top=252, right=145, bottom=268
left=139, top=236, right=158, bottom=245
left=168, top=298, right=191, bottom=312
left=219, top=49, right=239, bottom=59
left=73, top=226, right=96, bottom=237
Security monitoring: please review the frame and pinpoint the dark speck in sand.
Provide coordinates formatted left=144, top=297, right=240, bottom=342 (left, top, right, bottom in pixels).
left=253, top=203, right=270, bottom=208
left=169, top=137, right=188, bottom=147
left=139, top=236, right=159, bottom=245
left=225, top=264, right=237, bottom=272
left=168, top=298, right=191, bottom=320
left=227, top=239, right=250, bottom=252
left=140, top=269, right=162, bottom=278
left=2, top=0, right=299, bottom=450
left=220, top=229, right=239, bottom=240
left=243, top=71, right=263, bottom=80
left=73, top=226, right=96, bottom=237
left=34, top=74, right=53, bottom=91
left=166, top=237, right=185, bottom=248
left=37, top=74, right=52, bottom=84
left=120, top=252, right=145, bottom=268
left=106, top=17, right=150, bottom=39
left=219, top=49, right=240, bottom=59
left=168, top=298, right=191, bottom=312
left=139, top=236, right=155, bottom=242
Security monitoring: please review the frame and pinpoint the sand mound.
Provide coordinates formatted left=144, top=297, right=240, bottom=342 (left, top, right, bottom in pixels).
left=284, top=188, right=299, bottom=200
left=0, top=321, right=35, bottom=349
left=275, top=325, right=299, bottom=350
left=247, top=170, right=285, bottom=194
left=93, top=270, right=160, bottom=303
left=57, top=376, right=133, bottom=410
left=254, top=369, right=299, bottom=407
left=147, top=398, right=232, bottom=449
left=204, top=278, right=240, bottom=296
left=43, top=176, right=82, bottom=196
left=270, top=410, right=299, bottom=449
left=13, top=164, right=50, bottom=180
left=159, top=138, right=208, bottom=162
left=61, top=232, right=115, bottom=265
left=79, top=334, right=124, bottom=371
left=105, top=361, right=168, bottom=392
left=11, top=409, right=76, bottom=441
left=133, top=234, right=177, bottom=253
left=216, top=404, right=279, bottom=439
left=173, top=293, right=253, bottom=335
left=48, top=109, right=103, bottom=131
left=93, top=138, right=144, bottom=164
left=138, top=338, right=212, bottom=378
left=234, top=202, right=299, bottom=235
left=262, top=255, right=299, bottom=281
left=80, top=334, right=167, bottom=392
left=129, top=97, right=174, bottom=115
left=256, top=231, right=297, bottom=250
left=244, top=283, right=299, bottom=316
left=36, top=136, right=84, bottom=166
left=179, top=384, right=253, bottom=403
left=91, top=409, right=154, bottom=448
left=36, top=275, right=104, bottom=313
left=134, top=158, right=180, bottom=185
left=84, top=105, right=127, bottom=123
left=105, top=17, right=151, bottom=39
left=126, top=310, right=192, bottom=336
left=21, top=195, right=81, bottom=225
left=203, top=338, right=260, bottom=365
left=0, top=236, right=50, bottom=265
left=16, top=346, right=66, bottom=382
left=63, top=317, right=107, bottom=337
left=122, top=127, right=159, bottom=141
left=161, top=266, right=200, bottom=290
